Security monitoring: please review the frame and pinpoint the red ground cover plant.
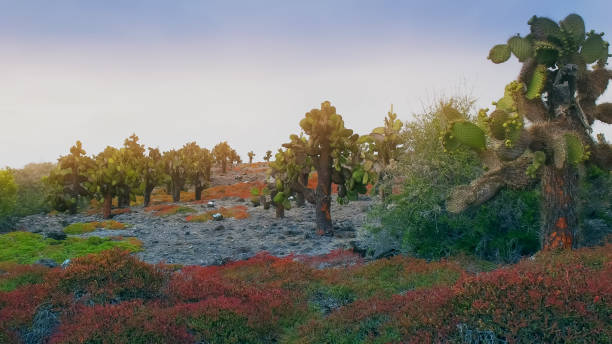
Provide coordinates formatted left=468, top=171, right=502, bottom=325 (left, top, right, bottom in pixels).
left=185, top=205, right=249, bottom=222
left=192, top=181, right=266, bottom=203
left=45, top=249, right=173, bottom=304
left=1, top=245, right=610, bottom=343
left=49, top=300, right=193, bottom=344
left=144, top=204, right=195, bottom=216
left=0, top=284, right=50, bottom=341
left=295, top=248, right=365, bottom=269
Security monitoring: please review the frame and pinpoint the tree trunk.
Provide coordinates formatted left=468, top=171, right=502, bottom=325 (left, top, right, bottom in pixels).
left=173, top=187, right=181, bottom=202
left=315, top=146, right=333, bottom=235
left=261, top=195, right=270, bottom=209
left=295, top=173, right=308, bottom=207
left=222, top=160, right=227, bottom=174
left=275, top=203, right=285, bottom=218
left=195, top=186, right=203, bottom=201
left=103, top=193, right=112, bottom=219
left=144, top=184, right=154, bottom=207
left=172, top=178, right=183, bottom=202
left=118, top=188, right=130, bottom=208
left=540, top=165, right=579, bottom=250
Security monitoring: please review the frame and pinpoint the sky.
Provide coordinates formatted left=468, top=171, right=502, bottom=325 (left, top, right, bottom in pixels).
left=1, top=0, right=611, bottom=168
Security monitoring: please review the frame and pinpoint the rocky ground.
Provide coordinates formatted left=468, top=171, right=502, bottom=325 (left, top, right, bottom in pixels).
left=17, top=196, right=377, bottom=266
left=14, top=163, right=394, bottom=266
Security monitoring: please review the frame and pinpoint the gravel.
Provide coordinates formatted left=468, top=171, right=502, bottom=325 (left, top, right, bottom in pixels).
left=16, top=196, right=377, bottom=266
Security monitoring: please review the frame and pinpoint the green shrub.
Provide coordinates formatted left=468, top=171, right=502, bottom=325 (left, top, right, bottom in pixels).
left=0, top=169, right=18, bottom=231
left=0, top=231, right=142, bottom=264
left=12, top=163, right=54, bottom=217
left=367, top=97, right=540, bottom=263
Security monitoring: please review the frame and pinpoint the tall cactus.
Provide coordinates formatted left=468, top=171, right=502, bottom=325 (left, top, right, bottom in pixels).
left=264, top=150, right=273, bottom=162
left=116, top=134, right=145, bottom=208
left=446, top=14, right=611, bottom=250
left=285, top=101, right=364, bottom=234
left=360, top=105, right=404, bottom=200
left=212, top=142, right=232, bottom=173
left=248, top=151, right=255, bottom=165
left=87, top=146, right=124, bottom=219
left=142, top=147, right=166, bottom=207
left=162, top=149, right=188, bottom=202
left=183, top=142, right=213, bottom=201
left=45, top=141, right=93, bottom=214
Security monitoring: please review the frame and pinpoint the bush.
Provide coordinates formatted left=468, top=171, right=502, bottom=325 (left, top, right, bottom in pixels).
left=367, top=97, right=540, bottom=263
left=0, top=231, right=142, bottom=265
left=0, top=169, right=18, bottom=231
left=12, top=163, right=55, bottom=217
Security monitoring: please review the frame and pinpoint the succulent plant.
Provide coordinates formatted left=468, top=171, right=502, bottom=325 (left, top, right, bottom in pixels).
left=278, top=101, right=366, bottom=233
left=448, top=13, right=611, bottom=250
left=247, top=151, right=255, bottom=165
left=264, top=150, right=273, bottom=162
left=162, top=149, right=188, bottom=202
left=87, top=146, right=125, bottom=219
left=45, top=141, right=93, bottom=214
left=212, top=142, right=233, bottom=173
left=183, top=142, right=213, bottom=201
left=141, top=147, right=166, bottom=207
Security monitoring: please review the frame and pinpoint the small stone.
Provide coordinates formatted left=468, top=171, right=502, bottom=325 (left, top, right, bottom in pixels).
left=46, top=231, right=67, bottom=241
left=236, top=198, right=245, bottom=202
left=61, top=259, right=71, bottom=269
left=212, top=213, right=224, bottom=221
left=35, top=258, right=58, bottom=268
left=185, top=231, right=190, bottom=235
left=215, top=225, right=225, bottom=231
left=207, top=201, right=216, bottom=208
left=152, top=240, right=159, bottom=244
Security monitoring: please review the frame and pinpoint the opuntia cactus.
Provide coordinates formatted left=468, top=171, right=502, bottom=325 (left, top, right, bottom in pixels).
left=248, top=151, right=255, bottom=165
left=264, top=150, right=273, bottom=162
left=447, top=13, right=611, bottom=250
left=45, top=141, right=93, bottom=214
left=183, top=142, right=213, bottom=201
left=142, top=147, right=166, bottom=207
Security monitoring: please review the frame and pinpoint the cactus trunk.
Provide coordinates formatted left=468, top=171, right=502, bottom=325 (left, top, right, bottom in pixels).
left=195, top=186, right=203, bottom=201
left=118, top=188, right=130, bottom=208
left=540, top=165, right=579, bottom=250
left=102, top=193, right=112, bottom=219
left=144, top=182, right=154, bottom=207
left=315, top=146, right=333, bottom=235
left=275, top=203, right=285, bottom=218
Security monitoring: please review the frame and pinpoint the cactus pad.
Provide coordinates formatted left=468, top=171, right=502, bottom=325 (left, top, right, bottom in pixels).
left=564, top=134, right=585, bottom=165
left=581, top=32, right=608, bottom=64
left=449, top=120, right=486, bottom=151
left=528, top=16, right=561, bottom=41
left=488, top=44, right=511, bottom=64
left=534, top=41, right=560, bottom=66
left=526, top=64, right=547, bottom=100
left=560, top=14, right=585, bottom=44
left=508, top=35, right=534, bottom=61
left=488, top=110, right=509, bottom=140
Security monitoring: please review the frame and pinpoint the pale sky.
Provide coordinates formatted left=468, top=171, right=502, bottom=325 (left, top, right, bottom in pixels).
left=1, top=0, right=611, bottom=168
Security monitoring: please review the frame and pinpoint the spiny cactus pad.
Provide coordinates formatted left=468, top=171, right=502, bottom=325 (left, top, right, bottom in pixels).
left=508, top=35, right=534, bottom=61
left=534, top=41, right=560, bottom=66
left=446, top=120, right=486, bottom=151
left=559, top=14, right=585, bottom=44
left=564, top=134, right=585, bottom=165
left=581, top=32, right=608, bottom=64
left=528, top=16, right=561, bottom=41
left=488, top=110, right=509, bottom=140
left=488, top=44, right=511, bottom=64
left=526, top=64, right=547, bottom=100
